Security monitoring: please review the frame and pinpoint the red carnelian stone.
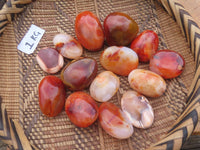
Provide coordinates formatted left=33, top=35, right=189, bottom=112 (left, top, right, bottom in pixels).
left=149, top=50, right=185, bottom=79
left=75, top=11, right=104, bottom=51
left=99, top=102, right=125, bottom=125
left=39, top=76, right=66, bottom=117
left=61, top=57, right=98, bottom=91
left=130, top=30, right=159, bottom=62
left=65, top=91, right=99, bottom=128
left=104, top=12, right=139, bottom=46
left=99, top=102, right=133, bottom=139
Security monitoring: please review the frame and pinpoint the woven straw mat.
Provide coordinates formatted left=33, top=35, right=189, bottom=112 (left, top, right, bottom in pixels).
left=0, top=0, right=197, bottom=149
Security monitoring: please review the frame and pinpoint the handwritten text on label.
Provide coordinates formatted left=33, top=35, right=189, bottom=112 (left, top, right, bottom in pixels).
left=17, top=24, right=45, bottom=54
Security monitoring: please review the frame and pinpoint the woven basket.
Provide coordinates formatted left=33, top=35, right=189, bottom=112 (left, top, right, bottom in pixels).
left=0, top=0, right=200, bottom=149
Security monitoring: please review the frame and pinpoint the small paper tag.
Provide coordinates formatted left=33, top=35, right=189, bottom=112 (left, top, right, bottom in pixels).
left=17, top=24, right=45, bottom=54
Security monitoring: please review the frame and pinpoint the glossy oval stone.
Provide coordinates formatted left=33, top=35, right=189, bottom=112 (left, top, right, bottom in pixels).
left=75, top=11, right=104, bottom=51
left=61, top=57, right=98, bottom=90
left=121, top=91, right=154, bottom=129
left=39, top=75, right=66, bottom=117
left=104, top=12, right=139, bottom=46
left=100, top=46, right=138, bottom=76
left=90, top=71, right=120, bottom=102
left=130, top=30, right=159, bottom=62
left=36, top=47, right=64, bottom=74
left=149, top=49, right=185, bottom=79
left=99, top=102, right=134, bottom=139
left=128, top=69, right=166, bottom=97
left=65, top=91, right=99, bottom=128
left=53, top=33, right=83, bottom=59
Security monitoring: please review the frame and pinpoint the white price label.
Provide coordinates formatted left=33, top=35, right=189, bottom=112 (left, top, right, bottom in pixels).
left=17, top=24, right=45, bottom=54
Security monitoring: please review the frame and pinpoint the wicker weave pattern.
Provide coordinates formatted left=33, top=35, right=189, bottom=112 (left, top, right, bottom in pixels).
left=0, top=0, right=199, bottom=150
left=13, top=0, right=188, bottom=149
left=0, top=97, right=32, bottom=150
left=0, top=0, right=32, bottom=34
left=149, top=0, right=200, bottom=149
